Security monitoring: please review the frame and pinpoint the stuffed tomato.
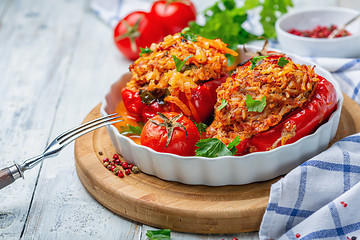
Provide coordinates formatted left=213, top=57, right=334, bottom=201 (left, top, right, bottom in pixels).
left=206, top=55, right=337, bottom=155
left=121, top=31, right=237, bottom=123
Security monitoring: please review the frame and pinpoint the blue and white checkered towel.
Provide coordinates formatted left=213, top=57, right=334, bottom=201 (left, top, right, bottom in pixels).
left=90, top=1, right=360, bottom=238
left=259, top=134, right=360, bottom=239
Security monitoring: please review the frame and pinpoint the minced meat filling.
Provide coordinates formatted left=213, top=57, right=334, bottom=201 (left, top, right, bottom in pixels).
left=206, top=56, right=319, bottom=144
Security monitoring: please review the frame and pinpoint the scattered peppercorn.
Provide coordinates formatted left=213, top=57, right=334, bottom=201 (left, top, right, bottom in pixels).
left=102, top=153, right=140, bottom=178
left=296, top=233, right=301, bottom=238
left=131, top=166, right=140, bottom=174
left=98, top=151, right=103, bottom=155
left=122, top=162, right=129, bottom=169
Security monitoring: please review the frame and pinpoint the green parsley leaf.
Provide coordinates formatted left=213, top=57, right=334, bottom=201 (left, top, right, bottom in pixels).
left=146, top=229, right=171, bottom=240
left=119, top=124, right=143, bottom=136
left=193, top=121, right=208, bottom=135
left=217, top=98, right=228, bottom=111
left=188, top=0, right=293, bottom=52
left=181, top=27, right=198, bottom=42
left=195, top=138, right=234, bottom=158
left=227, top=136, right=241, bottom=155
left=245, top=95, right=267, bottom=112
left=277, top=57, right=289, bottom=67
left=249, top=56, right=268, bottom=69
left=139, top=47, right=153, bottom=57
left=172, top=55, right=193, bottom=72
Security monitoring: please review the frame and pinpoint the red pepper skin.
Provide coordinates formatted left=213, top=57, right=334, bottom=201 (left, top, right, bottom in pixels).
left=121, top=76, right=227, bottom=123
left=246, top=76, right=337, bottom=153
left=121, top=88, right=145, bottom=121
left=178, top=75, right=227, bottom=123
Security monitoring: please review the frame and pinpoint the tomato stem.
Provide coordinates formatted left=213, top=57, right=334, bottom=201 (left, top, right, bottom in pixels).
left=115, top=15, right=144, bottom=53
left=150, top=112, right=188, bottom=148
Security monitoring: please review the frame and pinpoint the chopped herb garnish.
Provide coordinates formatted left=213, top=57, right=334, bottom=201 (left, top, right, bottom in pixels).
left=195, top=137, right=241, bottom=158
left=245, top=94, right=267, bottom=112
left=180, top=27, right=198, bottom=42
left=277, top=57, right=289, bottom=67
left=249, top=55, right=268, bottom=69
left=227, top=136, right=241, bottom=155
left=193, top=121, right=207, bottom=135
left=119, top=124, right=143, bottom=135
left=139, top=47, right=153, bottom=57
left=146, top=229, right=171, bottom=240
left=172, top=55, right=193, bottom=72
left=217, top=98, right=228, bottom=111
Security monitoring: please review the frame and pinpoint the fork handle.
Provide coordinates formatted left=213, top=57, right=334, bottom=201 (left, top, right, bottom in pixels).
left=0, top=164, right=23, bottom=190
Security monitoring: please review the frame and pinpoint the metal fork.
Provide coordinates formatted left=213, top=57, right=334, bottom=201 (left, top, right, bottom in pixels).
left=0, top=114, right=122, bottom=190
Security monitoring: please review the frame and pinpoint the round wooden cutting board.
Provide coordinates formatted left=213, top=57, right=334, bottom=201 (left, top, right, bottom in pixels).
left=74, top=94, right=360, bottom=234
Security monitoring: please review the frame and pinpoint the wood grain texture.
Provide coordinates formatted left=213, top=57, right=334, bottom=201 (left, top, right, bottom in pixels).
left=74, top=96, right=360, bottom=235
left=0, top=168, right=15, bottom=189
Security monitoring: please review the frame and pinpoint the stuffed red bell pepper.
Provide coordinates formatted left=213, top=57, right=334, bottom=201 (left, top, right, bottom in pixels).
left=121, top=30, right=237, bottom=123
left=206, top=55, right=337, bottom=155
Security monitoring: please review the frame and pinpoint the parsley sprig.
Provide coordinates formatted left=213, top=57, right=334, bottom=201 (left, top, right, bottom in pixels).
left=146, top=229, right=171, bottom=240
left=139, top=47, right=152, bottom=57
left=189, top=0, right=293, bottom=50
left=195, top=136, right=241, bottom=158
left=245, top=95, right=267, bottom=112
left=277, top=57, right=289, bottom=67
left=180, top=27, right=198, bottom=42
left=172, top=55, right=193, bottom=72
left=217, top=98, right=228, bottom=111
left=250, top=55, right=268, bottom=69
left=119, top=124, right=143, bottom=135
left=193, top=121, right=207, bottom=135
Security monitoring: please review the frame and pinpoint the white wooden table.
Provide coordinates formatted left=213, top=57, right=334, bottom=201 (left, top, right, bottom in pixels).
left=0, top=0, right=356, bottom=239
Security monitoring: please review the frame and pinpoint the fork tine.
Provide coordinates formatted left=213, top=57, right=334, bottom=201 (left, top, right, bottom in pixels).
left=57, top=113, right=119, bottom=141
left=58, top=119, right=123, bottom=146
left=57, top=115, right=122, bottom=144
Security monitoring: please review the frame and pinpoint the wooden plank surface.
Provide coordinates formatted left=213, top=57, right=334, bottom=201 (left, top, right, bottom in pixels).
left=1, top=0, right=358, bottom=239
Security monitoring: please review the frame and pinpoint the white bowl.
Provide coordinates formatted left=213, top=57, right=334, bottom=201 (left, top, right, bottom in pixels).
left=275, top=7, right=360, bottom=58
left=101, top=46, right=343, bottom=186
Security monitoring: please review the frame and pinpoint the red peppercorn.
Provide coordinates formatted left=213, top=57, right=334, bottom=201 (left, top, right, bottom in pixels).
left=296, top=233, right=301, bottom=238
left=113, top=154, right=119, bottom=160
left=122, top=162, right=129, bottom=169
left=110, top=165, right=116, bottom=171
left=129, top=164, right=134, bottom=169
left=232, top=238, right=239, bottom=240
left=115, top=159, right=121, bottom=165
left=125, top=169, right=131, bottom=175
left=103, top=158, right=109, bottom=163
left=117, top=171, right=124, bottom=178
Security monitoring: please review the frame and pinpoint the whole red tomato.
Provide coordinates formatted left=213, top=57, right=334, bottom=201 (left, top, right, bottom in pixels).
left=140, top=112, right=200, bottom=156
left=113, top=11, right=165, bottom=60
left=150, top=0, right=196, bottom=35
